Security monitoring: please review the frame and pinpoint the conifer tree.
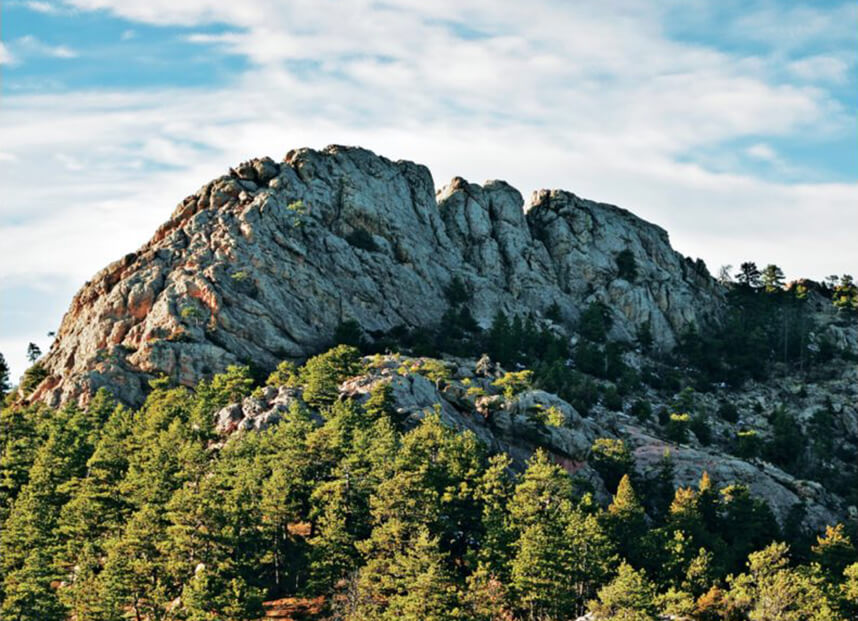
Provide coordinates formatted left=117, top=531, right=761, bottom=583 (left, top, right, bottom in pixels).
left=590, top=561, right=658, bottom=620
left=812, top=524, right=857, bottom=581
left=0, top=352, right=10, bottom=397
left=607, top=474, right=648, bottom=565
left=301, top=345, right=363, bottom=408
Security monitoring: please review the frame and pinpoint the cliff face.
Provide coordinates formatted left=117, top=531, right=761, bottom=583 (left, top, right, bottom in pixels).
left=31, top=145, right=722, bottom=407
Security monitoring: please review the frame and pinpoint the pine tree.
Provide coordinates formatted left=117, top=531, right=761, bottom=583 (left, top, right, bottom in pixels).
left=0, top=352, right=10, bottom=397
left=26, top=342, right=41, bottom=364
left=736, top=262, right=762, bottom=288
left=464, top=561, right=511, bottom=621
left=762, top=264, right=786, bottom=292
left=607, top=474, right=647, bottom=566
left=473, top=453, right=515, bottom=576
left=811, top=524, right=857, bottom=580
left=511, top=522, right=577, bottom=618
left=727, top=542, right=839, bottom=620
left=300, top=345, right=363, bottom=408
left=354, top=527, right=461, bottom=621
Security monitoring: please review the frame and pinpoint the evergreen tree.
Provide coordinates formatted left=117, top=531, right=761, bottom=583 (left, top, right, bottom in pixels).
left=25, top=343, right=41, bottom=364
left=0, top=352, right=10, bottom=397
left=590, top=561, right=658, bottom=620
left=606, top=474, right=647, bottom=566
left=727, top=542, right=838, bottom=620
left=353, top=527, right=461, bottom=621
left=762, top=264, right=786, bottom=292
left=300, top=345, right=363, bottom=408
left=736, top=262, right=762, bottom=288
left=812, top=524, right=857, bottom=581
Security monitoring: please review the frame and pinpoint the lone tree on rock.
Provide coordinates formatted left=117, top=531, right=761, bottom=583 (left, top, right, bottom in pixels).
left=735, top=262, right=761, bottom=288
left=26, top=343, right=41, bottom=364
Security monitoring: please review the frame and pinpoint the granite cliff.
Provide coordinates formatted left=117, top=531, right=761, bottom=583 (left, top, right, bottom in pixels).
left=30, top=145, right=722, bottom=408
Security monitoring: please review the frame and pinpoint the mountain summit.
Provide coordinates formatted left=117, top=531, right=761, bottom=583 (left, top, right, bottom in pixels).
left=31, top=145, right=721, bottom=407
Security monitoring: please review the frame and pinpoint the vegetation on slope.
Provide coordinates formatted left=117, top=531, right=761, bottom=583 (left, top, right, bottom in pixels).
left=1, top=344, right=857, bottom=620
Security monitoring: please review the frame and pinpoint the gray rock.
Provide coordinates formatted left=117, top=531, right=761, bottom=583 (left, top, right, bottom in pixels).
left=32, top=145, right=724, bottom=408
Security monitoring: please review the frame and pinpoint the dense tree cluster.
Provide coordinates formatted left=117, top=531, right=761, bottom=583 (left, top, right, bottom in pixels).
left=2, top=350, right=857, bottom=620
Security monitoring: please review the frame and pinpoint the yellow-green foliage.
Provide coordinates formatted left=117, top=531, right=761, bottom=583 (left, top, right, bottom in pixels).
left=492, top=370, right=533, bottom=399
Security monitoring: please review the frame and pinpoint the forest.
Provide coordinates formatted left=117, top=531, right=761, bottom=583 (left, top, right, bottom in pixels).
left=1, top=342, right=857, bottom=620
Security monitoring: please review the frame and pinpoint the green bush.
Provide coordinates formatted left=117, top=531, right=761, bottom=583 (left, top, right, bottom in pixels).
left=300, top=345, right=363, bottom=408
left=602, top=386, right=623, bottom=412
left=493, top=370, right=534, bottom=399
left=590, top=437, right=634, bottom=494
left=690, top=414, right=712, bottom=446
left=20, top=363, right=49, bottom=395
left=615, top=249, right=638, bottom=282
left=736, top=430, right=761, bottom=458
left=345, top=228, right=378, bottom=252
left=718, top=401, right=739, bottom=423
left=666, top=413, right=690, bottom=443
left=628, top=398, right=651, bottom=422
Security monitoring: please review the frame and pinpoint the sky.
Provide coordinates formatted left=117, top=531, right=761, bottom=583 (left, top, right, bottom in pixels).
left=0, top=0, right=856, bottom=381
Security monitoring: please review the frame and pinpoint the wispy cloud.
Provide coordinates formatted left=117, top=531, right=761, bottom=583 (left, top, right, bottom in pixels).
left=22, top=1, right=61, bottom=14
left=0, top=43, right=15, bottom=65
left=746, top=143, right=778, bottom=162
left=15, top=35, right=79, bottom=59
left=788, top=54, right=851, bottom=84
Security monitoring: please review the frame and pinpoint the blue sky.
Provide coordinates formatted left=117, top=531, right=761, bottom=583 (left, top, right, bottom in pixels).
left=1, top=0, right=856, bottom=380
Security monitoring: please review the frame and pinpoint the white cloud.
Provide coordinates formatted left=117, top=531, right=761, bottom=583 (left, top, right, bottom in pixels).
left=0, top=43, right=15, bottom=65
left=24, top=1, right=60, bottom=13
left=746, top=143, right=777, bottom=162
left=788, top=55, right=851, bottom=84
left=15, top=35, right=79, bottom=59
left=120, top=29, right=137, bottom=41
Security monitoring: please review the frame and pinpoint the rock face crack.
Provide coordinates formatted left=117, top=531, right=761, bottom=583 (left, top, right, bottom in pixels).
left=33, top=145, right=724, bottom=407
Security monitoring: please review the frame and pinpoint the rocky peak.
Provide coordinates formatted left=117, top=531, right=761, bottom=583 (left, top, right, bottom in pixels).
left=30, top=145, right=724, bottom=407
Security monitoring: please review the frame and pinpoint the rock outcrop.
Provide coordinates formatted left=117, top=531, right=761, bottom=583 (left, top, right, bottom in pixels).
left=31, top=145, right=723, bottom=407
left=211, top=354, right=848, bottom=531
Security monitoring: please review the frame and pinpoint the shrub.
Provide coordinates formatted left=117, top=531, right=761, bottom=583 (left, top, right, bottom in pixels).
left=718, top=401, right=739, bottom=423
left=590, top=437, right=634, bottom=493
left=602, top=385, right=623, bottom=412
left=300, top=345, right=363, bottom=408
left=266, top=361, right=299, bottom=387
left=736, top=430, right=761, bottom=458
left=285, top=199, right=307, bottom=226
left=179, top=304, right=205, bottom=324
left=345, top=228, right=378, bottom=252
left=630, top=398, right=652, bottom=422
left=528, top=404, right=566, bottom=427
left=21, top=363, right=49, bottom=395
left=666, top=413, right=690, bottom=443
left=579, top=301, right=611, bottom=342
left=334, top=319, right=366, bottom=349
left=690, top=414, right=712, bottom=446
left=493, top=370, right=534, bottom=399
left=444, top=276, right=470, bottom=305
left=416, top=359, right=451, bottom=388
left=616, top=249, right=638, bottom=282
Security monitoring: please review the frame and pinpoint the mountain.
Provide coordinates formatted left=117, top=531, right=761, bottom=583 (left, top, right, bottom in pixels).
left=5, top=145, right=858, bottom=620
left=19, top=145, right=856, bottom=530
left=31, top=145, right=721, bottom=408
